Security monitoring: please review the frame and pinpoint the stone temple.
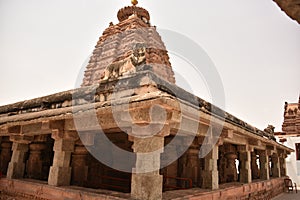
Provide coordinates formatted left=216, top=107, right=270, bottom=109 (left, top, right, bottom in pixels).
left=0, top=2, right=294, bottom=200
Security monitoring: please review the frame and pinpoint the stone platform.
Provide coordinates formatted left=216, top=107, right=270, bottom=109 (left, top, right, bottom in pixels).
left=0, top=177, right=286, bottom=200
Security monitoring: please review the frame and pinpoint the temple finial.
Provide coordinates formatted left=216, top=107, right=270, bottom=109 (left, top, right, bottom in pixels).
left=131, top=0, right=138, bottom=6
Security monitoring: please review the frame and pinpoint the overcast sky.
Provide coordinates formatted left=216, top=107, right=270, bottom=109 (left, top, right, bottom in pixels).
left=0, top=0, right=299, bottom=131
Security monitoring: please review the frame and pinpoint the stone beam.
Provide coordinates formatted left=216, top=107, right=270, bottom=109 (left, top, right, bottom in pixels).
left=223, top=133, right=247, bottom=145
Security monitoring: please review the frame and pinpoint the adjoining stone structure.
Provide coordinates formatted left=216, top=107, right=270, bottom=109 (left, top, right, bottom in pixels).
left=273, top=0, right=300, bottom=24
left=0, top=2, right=294, bottom=200
left=275, top=96, right=300, bottom=186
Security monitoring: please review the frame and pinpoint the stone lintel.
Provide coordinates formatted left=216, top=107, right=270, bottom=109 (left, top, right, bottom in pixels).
left=8, top=126, right=21, bottom=134
left=248, top=138, right=262, bottom=146
left=21, top=123, right=43, bottom=134
left=223, top=135, right=247, bottom=146
left=237, top=144, right=252, bottom=153
left=222, top=129, right=234, bottom=139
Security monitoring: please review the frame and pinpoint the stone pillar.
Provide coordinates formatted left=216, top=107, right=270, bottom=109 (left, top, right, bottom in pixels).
left=238, top=147, right=252, bottom=183
left=184, top=147, right=200, bottom=186
left=218, top=146, right=226, bottom=184
left=48, top=130, right=77, bottom=186
left=161, top=140, right=178, bottom=189
left=259, top=150, right=270, bottom=180
left=224, top=144, right=238, bottom=182
left=131, top=136, right=164, bottom=200
left=250, top=152, right=259, bottom=179
left=7, top=136, right=33, bottom=179
left=70, top=143, right=89, bottom=186
left=26, top=143, right=47, bottom=179
left=202, top=144, right=219, bottom=190
left=279, top=155, right=287, bottom=177
left=0, top=141, right=12, bottom=175
left=271, top=154, right=281, bottom=178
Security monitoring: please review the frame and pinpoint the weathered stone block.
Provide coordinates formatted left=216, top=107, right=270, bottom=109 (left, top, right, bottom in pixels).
left=53, top=139, right=74, bottom=152
left=7, top=162, right=25, bottom=179
left=131, top=174, right=162, bottom=200
left=48, top=166, right=72, bottom=186
left=52, top=151, right=72, bottom=167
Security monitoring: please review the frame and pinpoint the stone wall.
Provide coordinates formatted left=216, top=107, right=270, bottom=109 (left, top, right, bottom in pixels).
left=0, top=177, right=286, bottom=200
left=163, top=177, right=286, bottom=200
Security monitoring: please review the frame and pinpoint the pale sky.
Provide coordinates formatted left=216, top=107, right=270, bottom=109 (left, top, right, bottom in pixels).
left=0, top=0, right=299, bottom=131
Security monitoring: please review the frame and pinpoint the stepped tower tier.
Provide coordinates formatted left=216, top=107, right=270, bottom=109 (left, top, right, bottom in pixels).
left=81, top=5, right=175, bottom=86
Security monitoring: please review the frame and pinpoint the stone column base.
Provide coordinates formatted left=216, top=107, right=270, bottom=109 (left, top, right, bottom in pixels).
left=202, top=170, right=218, bottom=190
left=131, top=174, right=163, bottom=200
left=48, top=166, right=72, bottom=186
left=7, top=162, right=25, bottom=179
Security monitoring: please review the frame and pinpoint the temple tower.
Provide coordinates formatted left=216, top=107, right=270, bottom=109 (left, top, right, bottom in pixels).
left=81, top=2, right=175, bottom=86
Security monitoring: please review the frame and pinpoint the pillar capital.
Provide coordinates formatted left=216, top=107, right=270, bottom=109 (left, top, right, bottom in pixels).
left=128, top=124, right=170, bottom=139
left=9, top=135, right=34, bottom=144
left=51, top=129, right=79, bottom=141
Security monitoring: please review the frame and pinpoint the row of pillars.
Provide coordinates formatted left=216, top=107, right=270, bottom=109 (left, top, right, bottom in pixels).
left=2, top=132, right=288, bottom=200
left=3, top=133, right=165, bottom=200
left=163, top=141, right=287, bottom=192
